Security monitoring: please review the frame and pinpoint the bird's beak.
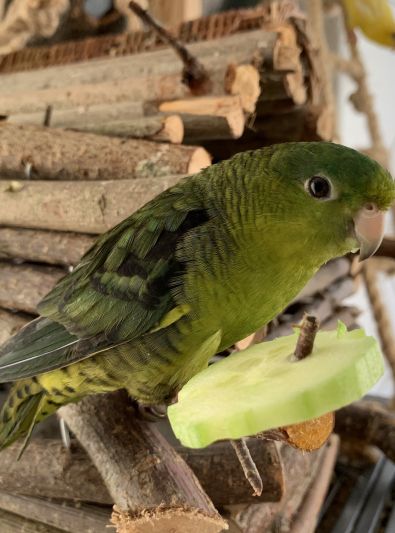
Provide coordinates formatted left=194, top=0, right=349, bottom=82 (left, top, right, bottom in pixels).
left=353, top=204, right=385, bottom=261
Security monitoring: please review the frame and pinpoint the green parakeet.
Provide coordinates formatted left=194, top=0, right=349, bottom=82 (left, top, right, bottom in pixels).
left=0, top=141, right=393, bottom=450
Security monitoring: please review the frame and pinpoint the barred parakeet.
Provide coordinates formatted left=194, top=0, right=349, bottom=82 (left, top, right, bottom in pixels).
left=0, top=142, right=393, bottom=450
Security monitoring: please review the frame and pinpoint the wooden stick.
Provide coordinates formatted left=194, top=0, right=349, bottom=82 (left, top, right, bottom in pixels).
left=290, top=435, right=339, bottom=533
left=335, top=400, right=395, bottom=463
left=128, top=1, right=212, bottom=95
left=0, top=491, right=111, bottom=533
left=10, top=111, right=184, bottom=143
left=0, top=262, right=64, bottom=314
left=0, top=308, right=30, bottom=345
left=293, top=314, right=319, bottom=360
left=0, top=227, right=94, bottom=266
left=0, top=124, right=209, bottom=181
left=181, top=112, right=244, bottom=141
left=59, top=391, right=226, bottom=532
left=0, top=175, right=184, bottom=234
left=0, top=509, right=64, bottom=533
left=0, top=437, right=284, bottom=506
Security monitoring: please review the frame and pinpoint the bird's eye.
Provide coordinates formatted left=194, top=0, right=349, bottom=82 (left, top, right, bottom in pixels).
left=305, top=176, right=332, bottom=200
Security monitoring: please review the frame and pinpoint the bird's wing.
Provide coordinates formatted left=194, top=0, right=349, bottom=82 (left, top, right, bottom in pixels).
left=0, top=178, right=209, bottom=381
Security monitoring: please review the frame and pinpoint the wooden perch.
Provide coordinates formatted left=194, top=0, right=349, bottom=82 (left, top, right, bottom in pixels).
left=0, top=262, right=64, bottom=314
left=335, top=400, right=395, bottom=463
left=0, top=491, right=110, bottom=533
left=0, top=228, right=95, bottom=266
left=59, top=391, right=226, bottom=533
left=0, top=176, right=184, bottom=234
left=0, top=124, right=209, bottom=181
left=0, top=437, right=284, bottom=506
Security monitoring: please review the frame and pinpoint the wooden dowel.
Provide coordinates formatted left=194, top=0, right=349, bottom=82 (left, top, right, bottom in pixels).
left=0, top=124, right=209, bottom=181
left=59, top=391, right=226, bottom=532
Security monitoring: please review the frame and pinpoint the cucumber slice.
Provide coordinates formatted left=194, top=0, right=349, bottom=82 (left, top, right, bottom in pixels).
left=168, top=324, right=383, bottom=448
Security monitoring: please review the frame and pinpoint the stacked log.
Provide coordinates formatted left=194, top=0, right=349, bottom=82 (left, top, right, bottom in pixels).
left=0, top=4, right=334, bottom=160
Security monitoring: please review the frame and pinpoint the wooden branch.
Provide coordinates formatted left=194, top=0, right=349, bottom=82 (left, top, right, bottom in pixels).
left=128, top=1, right=212, bottom=95
left=0, top=491, right=111, bottom=533
left=290, top=435, right=339, bottom=533
left=0, top=227, right=95, bottom=266
left=335, top=400, right=395, bottom=463
left=59, top=391, right=226, bottom=532
left=0, top=308, right=30, bottom=345
left=181, top=112, right=244, bottom=142
left=0, top=124, right=209, bottom=181
left=293, top=314, right=319, bottom=360
left=0, top=262, right=64, bottom=314
left=0, top=508, right=64, bottom=533
left=0, top=175, right=184, bottom=234
left=9, top=111, right=184, bottom=144
left=0, top=437, right=284, bottom=506
left=376, top=237, right=395, bottom=259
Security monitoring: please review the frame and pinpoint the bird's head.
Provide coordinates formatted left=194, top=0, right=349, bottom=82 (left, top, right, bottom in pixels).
left=252, top=142, right=395, bottom=262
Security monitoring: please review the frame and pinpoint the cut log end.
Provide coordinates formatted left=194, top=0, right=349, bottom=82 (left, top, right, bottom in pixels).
left=225, top=64, right=261, bottom=114
left=111, top=505, right=227, bottom=533
left=162, top=115, right=184, bottom=144
left=187, top=147, right=211, bottom=174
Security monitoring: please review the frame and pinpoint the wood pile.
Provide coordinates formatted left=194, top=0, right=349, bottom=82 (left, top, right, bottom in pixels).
left=0, top=2, right=373, bottom=532
left=0, top=4, right=334, bottom=160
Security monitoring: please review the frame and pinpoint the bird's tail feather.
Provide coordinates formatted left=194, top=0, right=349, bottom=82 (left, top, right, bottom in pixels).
left=0, top=379, right=58, bottom=453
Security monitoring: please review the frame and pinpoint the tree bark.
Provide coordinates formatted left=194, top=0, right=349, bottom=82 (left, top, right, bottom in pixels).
left=9, top=111, right=184, bottom=144
left=335, top=400, right=395, bottom=463
left=0, top=491, right=111, bottom=533
left=0, top=124, right=209, bottom=180
left=0, top=509, right=64, bottom=533
left=0, top=436, right=284, bottom=506
left=0, top=227, right=94, bottom=266
left=0, top=175, right=184, bottom=234
left=0, top=262, right=64, bottom=314
left=0, top=307, right=30, bottom=344
left=59, top=391, right=226, bottom=533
